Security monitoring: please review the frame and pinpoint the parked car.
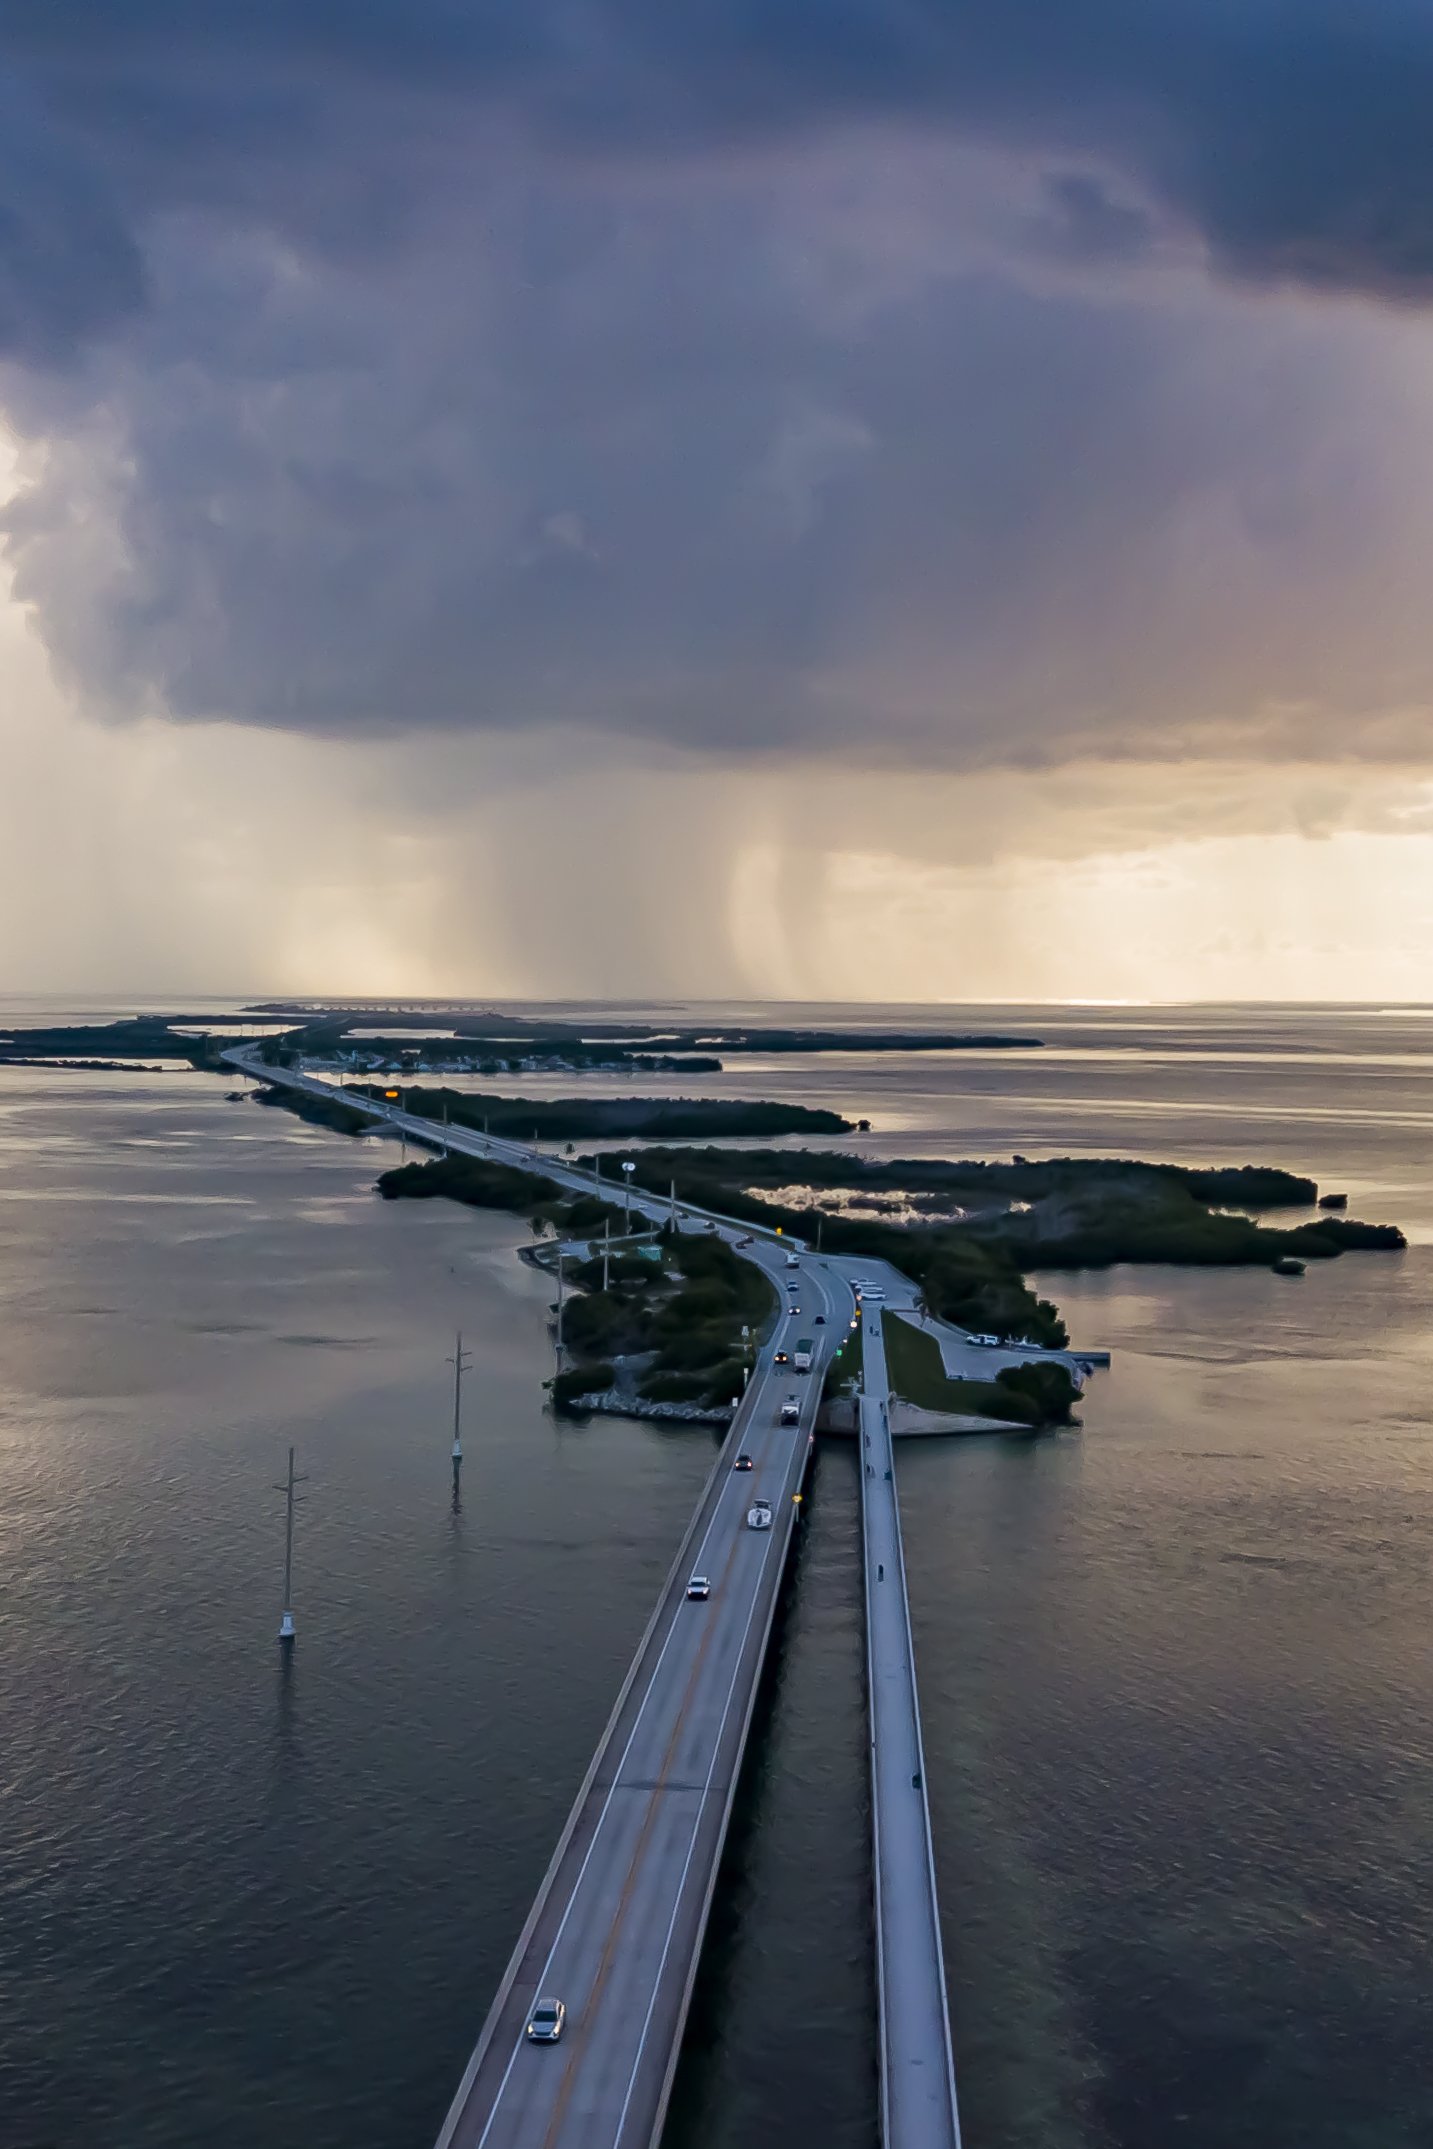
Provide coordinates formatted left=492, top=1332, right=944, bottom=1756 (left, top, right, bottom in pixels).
left=686, top=1575, right=711, bottom=1600
left=526, top=1998, right=567, bottom=2043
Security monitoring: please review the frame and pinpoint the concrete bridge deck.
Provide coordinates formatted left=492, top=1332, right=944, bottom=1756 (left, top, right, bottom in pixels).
left=860, top=1306, right=962, bottom=2149
left=224, top=1052, right=965, bottom=2146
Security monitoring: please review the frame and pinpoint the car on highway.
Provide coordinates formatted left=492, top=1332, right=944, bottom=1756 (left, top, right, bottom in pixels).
left=787, top=1305, right=801, bottom=1316
left=862, top=1284, right=886, bottom=1302
left=784, top=1252, right=800, bottom=1269
left=733, top=1453, right=754, bottom=1471
left=779, top=1394, right=800, bottom=1424
left=814, top=1313, right=826, bottom=1325
left=686, top=1575, right=711, bottom=1599
left=526, top=1998, right=567, bottom=2043
left=773, top=1347, right=790, bottom=1365
left=746, top=1499, right=773, bottom=1530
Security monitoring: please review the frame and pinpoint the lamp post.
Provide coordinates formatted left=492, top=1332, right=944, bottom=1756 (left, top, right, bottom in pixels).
left=621, top=1159, right=635, bottom=1229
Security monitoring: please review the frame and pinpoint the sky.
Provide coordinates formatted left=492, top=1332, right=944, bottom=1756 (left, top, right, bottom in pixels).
left=5, top=1, right=1433, bottom=1001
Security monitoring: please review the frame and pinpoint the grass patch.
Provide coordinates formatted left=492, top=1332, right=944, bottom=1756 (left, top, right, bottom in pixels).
left=821, top=1311, right=864, bottom=1402
left=883, top=1314, right=1041, bottom=1426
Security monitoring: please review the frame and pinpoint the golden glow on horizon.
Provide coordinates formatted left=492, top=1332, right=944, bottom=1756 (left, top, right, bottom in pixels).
left=4, top=440, right=1433, bottom=1004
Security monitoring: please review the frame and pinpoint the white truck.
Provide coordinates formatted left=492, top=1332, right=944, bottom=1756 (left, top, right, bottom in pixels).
left=779, top=1394, right=800, bottom=1425
left=792, top=1337, right=814, bottom=1374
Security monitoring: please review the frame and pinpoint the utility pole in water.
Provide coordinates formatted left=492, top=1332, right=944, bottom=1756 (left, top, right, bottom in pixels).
left=448, top=1331, right=472, bottom=1463
left=274, top=1446, right=307, bottom=1644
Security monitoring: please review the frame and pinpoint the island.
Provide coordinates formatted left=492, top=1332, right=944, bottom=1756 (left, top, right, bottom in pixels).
left=244, top=1001, right=1045, bottom=1067
left=369, top=1130, right=1406, bottom=1432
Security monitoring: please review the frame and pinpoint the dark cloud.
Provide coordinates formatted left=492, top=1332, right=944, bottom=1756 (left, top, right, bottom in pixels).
left=8, top=3, right=1433, bottom=299
left=5, top=2, right=1433, bottom=767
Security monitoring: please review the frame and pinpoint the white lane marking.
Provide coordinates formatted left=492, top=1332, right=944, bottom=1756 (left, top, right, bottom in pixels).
left=471, top=1293, right=796, bottom=2146
left=609, top=1534, right=772, bottom=2149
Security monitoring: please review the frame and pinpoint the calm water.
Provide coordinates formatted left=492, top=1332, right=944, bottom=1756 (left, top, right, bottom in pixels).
left=3, top=1002, right=1433, bottom=2146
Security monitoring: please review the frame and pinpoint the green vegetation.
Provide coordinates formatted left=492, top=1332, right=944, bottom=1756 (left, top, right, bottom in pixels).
left=1000, top=1190, right=1405, bottom=1271
left=883, top=1314, right=1047, bottom=1426
left=0, top=1017, right=221, bottom=1067
left=552, top=1229, right=777, bottom=1414
left=247, top=1004, right=1044, bottom=1056
left=615, top=1145, right=1320, bottom=1212
left=377, top=1151, right=561, bottom=1211
left=255, top=1085, right=374, bottom=1137
left=613, top=1145, right=1403, bottom=1343
left=992, top=1360, right=1081, bottom=1425
left=342, top=1035, right=721, bottom=1075
left=552, top=1361, right=614, bottom=1411
left=353, top=1083, right=852, bottom=1141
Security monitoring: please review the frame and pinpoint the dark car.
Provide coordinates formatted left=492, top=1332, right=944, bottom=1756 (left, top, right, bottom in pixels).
left=814, top=1314, right=826, bottom=1325
left=773, top=1347, right=790, bottom=1365
left=734, top=1453, right=754, bottom=1471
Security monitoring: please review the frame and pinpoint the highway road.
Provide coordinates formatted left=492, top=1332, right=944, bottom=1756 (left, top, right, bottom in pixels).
left=860, top=1305, right=962, bottom=2149
left=219, top=1050, right=850, bottom=2149
left=431, top=1247, right=842, bottom=2149
left=226, top=1052, right=967, bottom=2145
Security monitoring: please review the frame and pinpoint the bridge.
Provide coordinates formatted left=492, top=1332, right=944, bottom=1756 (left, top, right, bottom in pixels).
left=224, top=1051, right=962, bottom=2147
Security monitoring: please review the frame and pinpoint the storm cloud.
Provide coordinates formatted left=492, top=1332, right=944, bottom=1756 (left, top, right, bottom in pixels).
left=6, top=1, right=1433, bottom=765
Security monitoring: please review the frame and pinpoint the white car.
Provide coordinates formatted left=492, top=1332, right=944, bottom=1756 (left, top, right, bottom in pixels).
left=686, top=1575, right=711, bottom=1600
left=784, top=1252, right=800, bottom=1269
left=526, top=1997, right=567, bottom=2043
left=968, top=1332, right=1001, bottom=1348
left=746, top=1498, right=773, bottom=1530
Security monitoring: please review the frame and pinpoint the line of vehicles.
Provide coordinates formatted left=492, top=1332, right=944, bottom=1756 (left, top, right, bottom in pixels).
left=527, top=1283, right=813, bottom=2052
